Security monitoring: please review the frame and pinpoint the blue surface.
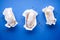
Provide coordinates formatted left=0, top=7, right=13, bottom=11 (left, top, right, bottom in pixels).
left=0, top=0, right=60, bottom=40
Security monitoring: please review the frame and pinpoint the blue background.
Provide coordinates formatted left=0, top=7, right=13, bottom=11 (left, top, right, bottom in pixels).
left=0, top=0, right=60, bottom=40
